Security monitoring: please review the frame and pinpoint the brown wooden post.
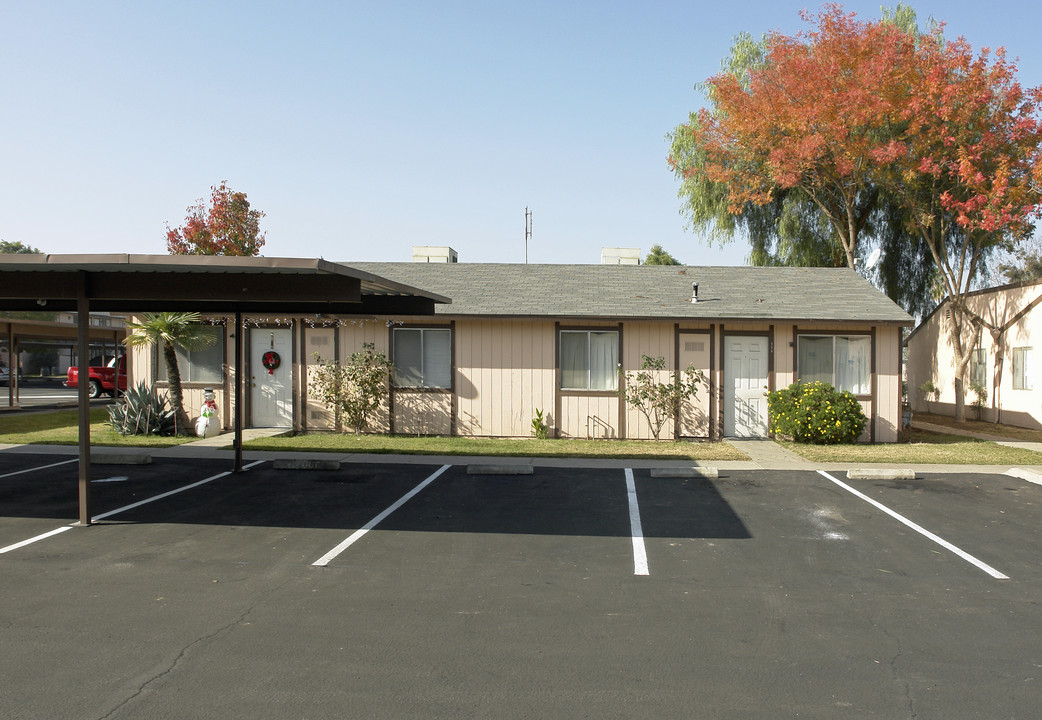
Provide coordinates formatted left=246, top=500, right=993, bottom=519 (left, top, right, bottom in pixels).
left=76, top=273, right=92, bottom=525
left=234, top=308, right=244, bottom=472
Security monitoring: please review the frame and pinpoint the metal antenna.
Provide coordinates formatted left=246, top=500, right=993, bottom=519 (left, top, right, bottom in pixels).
left=524, top=207, right=532, bottom=264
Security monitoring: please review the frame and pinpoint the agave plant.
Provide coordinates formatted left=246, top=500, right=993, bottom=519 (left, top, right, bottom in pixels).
left=107, top=382, right=179, bottom=436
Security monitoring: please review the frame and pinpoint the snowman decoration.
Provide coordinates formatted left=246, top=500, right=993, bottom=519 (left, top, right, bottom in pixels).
left=195, top=387, right=220, bottom=438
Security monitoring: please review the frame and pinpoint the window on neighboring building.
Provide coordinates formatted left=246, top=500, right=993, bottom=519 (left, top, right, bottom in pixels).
left=970, top=348, right=987, bottom=388
left=156, top=332, right=225, bottom=384
left=560, top=330, right=619, bottom=391
left=797, top=335, right=871, bottom=395
left=1013, top=347, right=1033, bottom=390
left=393, top=328, right=452, bottom=388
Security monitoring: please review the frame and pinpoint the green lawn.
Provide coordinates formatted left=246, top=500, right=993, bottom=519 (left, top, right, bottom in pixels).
left=4, top=409, right=1042, bottom=465
left=781, top=428, right=1042, bottom=465
left=0, top=408, right=198, bottom=448
left=242, top=432, right=748, bottom=460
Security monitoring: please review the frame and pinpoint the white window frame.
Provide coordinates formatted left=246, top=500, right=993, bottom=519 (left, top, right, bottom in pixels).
left=1012, top=347, right=1033, bottom=390
left=559, top=329, right=619, bottom=391
left=392, top=327, right=452, bottom=389
left=969, top=347, right=987, bottom=388
left=796, top=334, right=871, bottom=395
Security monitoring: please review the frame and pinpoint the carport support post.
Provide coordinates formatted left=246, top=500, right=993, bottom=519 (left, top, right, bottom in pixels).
left=234, top=309, right=244, bottom=473
left=76, top=275, right=92, bottom=526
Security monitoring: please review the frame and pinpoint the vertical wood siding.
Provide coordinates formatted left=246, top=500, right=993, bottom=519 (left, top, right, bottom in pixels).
left=621, top=321, right=675, bottom=439
left=456, top=319, right=556, bottom=437
left=874, top=326, right=901, bottom=442
left=559, top=395, right=619, bottom=438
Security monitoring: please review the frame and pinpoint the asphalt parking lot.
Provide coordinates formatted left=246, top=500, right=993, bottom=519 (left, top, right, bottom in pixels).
left=2, top=452, right=1041, bottom=719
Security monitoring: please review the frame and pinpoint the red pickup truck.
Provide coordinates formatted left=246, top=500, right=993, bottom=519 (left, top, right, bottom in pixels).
left=65, top=356, right=127, bottom=399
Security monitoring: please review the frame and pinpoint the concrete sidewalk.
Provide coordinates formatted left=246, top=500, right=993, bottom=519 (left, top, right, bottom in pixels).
left=4, top=430, right=1042, bottom=481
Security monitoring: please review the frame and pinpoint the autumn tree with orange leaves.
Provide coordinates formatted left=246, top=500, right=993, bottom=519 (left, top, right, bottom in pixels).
left=684, top=8, right=920, bottom=270
left=882, top=27, right=1042, bottom=419
left=671, top=4, right=1042, bottom=421
left=166, top=181, right=266, bottom=256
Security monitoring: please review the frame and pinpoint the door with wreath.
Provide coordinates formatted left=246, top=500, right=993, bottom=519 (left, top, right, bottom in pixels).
left=250, top=328, right=293, bottom=428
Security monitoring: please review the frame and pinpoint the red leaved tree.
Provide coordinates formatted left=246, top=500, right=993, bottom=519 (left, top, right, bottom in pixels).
left=676, top=5, right=1042, bottom=421
left=880, top=30, right=1042, bottom=420
left=166, top=181, right=266, bottom=256
left=686, top=6, right=919, bottom=270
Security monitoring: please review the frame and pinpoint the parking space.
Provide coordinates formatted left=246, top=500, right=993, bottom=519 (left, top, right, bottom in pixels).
left=2, top=451, right=1042, bottom=718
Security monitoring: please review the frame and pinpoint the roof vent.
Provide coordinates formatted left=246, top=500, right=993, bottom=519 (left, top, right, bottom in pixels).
left=411, top=246, right=458, bottom=263
left=690, top=281, right=699, bottom=303
left=601, top=247, right=641, bottom=265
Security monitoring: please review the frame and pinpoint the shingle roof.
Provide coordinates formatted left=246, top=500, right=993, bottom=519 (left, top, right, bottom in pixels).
left=349, top=263, right=913, bottom=324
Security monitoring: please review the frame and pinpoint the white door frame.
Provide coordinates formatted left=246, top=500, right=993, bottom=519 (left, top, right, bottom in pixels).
left=250, top=326, right=294, bottom=428
left=723, top=334, right=769, bottom=438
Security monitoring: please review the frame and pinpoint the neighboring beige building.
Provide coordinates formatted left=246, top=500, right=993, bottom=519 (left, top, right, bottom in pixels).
left=130, top=250, right=913, bottom=442
left=906, top=279, right=1042, bottom=429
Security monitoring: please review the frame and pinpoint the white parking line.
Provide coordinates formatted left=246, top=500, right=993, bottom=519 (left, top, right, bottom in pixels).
left=313, top=464, right=451, bottom=567
left=625, top=468, right=649, bottom=576
left=0, top=458, right=78, bottom=480
left=0, top=460, right=267, bottom=555
left=0, top=526, right=73, bottom=554
left=817, top=470, right=1009, bottom=580
left=92, top=460, right=267, bottom=522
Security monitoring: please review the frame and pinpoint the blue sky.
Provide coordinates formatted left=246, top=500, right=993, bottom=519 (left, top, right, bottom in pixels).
left=2, top=1, right=1039, bottom=266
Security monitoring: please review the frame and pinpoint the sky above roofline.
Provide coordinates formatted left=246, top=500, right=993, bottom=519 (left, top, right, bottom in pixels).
left=2, top=1, right=1039, bottom=267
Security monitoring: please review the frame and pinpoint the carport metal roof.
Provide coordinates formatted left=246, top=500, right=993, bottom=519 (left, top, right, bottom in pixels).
left=0, top=254, right=450, bottom=526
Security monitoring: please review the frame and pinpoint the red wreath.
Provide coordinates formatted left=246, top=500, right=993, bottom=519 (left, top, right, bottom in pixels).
left=261, top=350, right=281, bottom=375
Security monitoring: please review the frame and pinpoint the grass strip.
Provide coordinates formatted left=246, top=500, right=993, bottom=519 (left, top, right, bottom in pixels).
left=781, top=429, right=1042, bottom=465
left=0, top=408, right=198, bottom=448
left=242, top=433, right=748, bottom=460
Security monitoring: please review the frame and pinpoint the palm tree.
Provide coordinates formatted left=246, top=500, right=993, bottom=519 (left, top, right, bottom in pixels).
left=123, top=311, right=217, bottom=434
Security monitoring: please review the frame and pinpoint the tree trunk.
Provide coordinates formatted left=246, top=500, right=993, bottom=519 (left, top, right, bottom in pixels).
left=163, top=342, right=194, bottom=435
left=953, top=376, right=966, bottom=423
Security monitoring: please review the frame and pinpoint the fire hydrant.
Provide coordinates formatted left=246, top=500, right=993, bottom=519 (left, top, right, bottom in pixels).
left=195, top=388, right=220, bottom=438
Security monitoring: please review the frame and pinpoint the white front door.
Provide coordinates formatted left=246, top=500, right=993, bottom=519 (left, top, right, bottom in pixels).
left=251, top=328, right=293, bottom=428
left=724, top=336, right=768, bottom=437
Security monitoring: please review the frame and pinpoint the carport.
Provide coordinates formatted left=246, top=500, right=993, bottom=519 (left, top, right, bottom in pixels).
left=2, top=317, right=125, bottom=407
left=0, top=253, right=449, bottom=525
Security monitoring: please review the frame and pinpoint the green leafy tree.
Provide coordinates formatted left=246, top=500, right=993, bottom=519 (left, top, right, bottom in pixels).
left=0, top=240, right=41, bottom=254
left=644, top=245, right=681, bottom=265
left=997, top=252, right=1042, bottom=284
left=620, top=355, right=704, bottom=440
left=123, top=312, right=217, bottom=434
left=166, top=181, right=266, bottom=256
left=309, top=343, right=392, bottom=434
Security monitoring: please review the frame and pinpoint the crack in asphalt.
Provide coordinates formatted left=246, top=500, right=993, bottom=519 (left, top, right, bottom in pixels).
left=95, top=603, right=257, bottom=720
left=875, top=621, right=917, bottom=718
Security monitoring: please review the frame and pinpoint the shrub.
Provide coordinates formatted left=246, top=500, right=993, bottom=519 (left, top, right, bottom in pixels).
left=969, top=380, right=988, bottom=420
left=309, top=343, right=392, bottom=434
left=107, top=382, right=179, bottom=436
left=531, top=408, right=550, bottom=440
left=767, top=381, right=866, bottom=444
left=917, top=380, right=939, bottom=412
left=620, top=355, right=705, bottom=440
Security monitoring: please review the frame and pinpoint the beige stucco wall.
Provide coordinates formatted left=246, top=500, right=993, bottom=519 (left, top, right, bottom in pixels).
left=907, top=282, right=1042, bottom=430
